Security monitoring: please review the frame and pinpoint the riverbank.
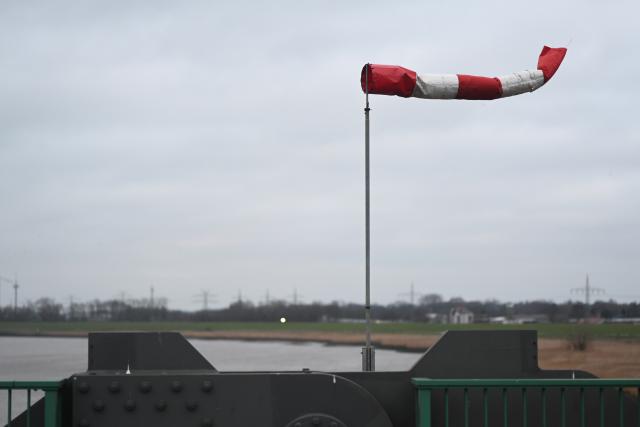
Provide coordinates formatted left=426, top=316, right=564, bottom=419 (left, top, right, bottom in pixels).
left=0, top=320, right=638, bottom=339
left=1, top=323, right=639, bottom=378
left=0, top=328, right=440, bottom=352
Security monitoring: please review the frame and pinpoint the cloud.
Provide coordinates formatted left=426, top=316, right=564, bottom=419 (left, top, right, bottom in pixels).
left=0, top=0, right=639, bottom=309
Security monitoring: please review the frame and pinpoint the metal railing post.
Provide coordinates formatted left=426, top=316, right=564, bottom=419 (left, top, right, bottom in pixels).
left=1, top=381, right=62, bottom=427
left=27, top=389, right=31, bottom=427
left=7, top=387, right=12, bottom=427
left=416, top=388, right=431, bottom=427
left=44, top=388, right=60, bottom=427
left=412, top=378, right=640, bottom=427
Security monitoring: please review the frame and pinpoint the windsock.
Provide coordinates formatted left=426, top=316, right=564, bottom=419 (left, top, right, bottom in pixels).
left=361, top=46, right=567, bottom=100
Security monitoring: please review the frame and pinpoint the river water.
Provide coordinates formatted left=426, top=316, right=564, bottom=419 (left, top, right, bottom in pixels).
left=0, top=336, right=422, bottom=422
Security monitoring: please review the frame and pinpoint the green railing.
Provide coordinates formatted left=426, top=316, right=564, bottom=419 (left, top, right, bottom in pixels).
left=413, top=378, right=640, bottom=427
left=0, top=381, right=63, bottom=427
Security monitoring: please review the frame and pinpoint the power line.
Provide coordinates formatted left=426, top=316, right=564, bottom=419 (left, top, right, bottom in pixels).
left=68, top=295, right=75, bottom=319
left=571, top=274, right=605, bottom=309
left=0, top=274, right=17, bottom=308
left=290, top=288, right=304, bottom=305
left=116, top=291, right=130, bottom=304
left=193, top=290, right=216, bottom=310
left=398, top=281, right=422, bottom=306
left=13, top=280, right=19, bottom=314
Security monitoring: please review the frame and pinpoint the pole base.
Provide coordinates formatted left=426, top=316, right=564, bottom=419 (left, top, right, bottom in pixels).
left=361, top=346, right=375, bottom=371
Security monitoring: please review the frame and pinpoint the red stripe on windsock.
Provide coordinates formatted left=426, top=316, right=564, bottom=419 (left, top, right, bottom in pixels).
left=361, top=64, right=417, bottom=97
left=537, top=46, right=567, bottom=81
left=456, top=75, right=503, bottom=100
left=361, top=45, right=566, bottom=100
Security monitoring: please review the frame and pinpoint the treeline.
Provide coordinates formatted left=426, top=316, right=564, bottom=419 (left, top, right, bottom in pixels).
left=1, top=294, right=639, bottom=322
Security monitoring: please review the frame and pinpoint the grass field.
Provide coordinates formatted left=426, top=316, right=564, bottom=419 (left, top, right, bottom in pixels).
left=0, top=321, right=638, bottom=340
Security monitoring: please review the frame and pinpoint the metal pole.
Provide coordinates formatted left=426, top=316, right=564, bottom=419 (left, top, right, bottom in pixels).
left=585, top=274, right=590, bottom=308
left=362, top=63, right=375, bottom=371
left=13, top=281, right=18, bottom=315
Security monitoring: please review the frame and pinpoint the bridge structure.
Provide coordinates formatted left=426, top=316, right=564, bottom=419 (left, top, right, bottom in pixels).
left=1, top=330, right=638, bottom=427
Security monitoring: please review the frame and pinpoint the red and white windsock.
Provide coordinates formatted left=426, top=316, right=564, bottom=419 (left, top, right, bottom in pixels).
left=361, top=46, right=567, bottom=100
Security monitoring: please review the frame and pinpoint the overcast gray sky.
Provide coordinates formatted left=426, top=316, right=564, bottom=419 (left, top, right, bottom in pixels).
left=1, top=0, right=639, bottom=310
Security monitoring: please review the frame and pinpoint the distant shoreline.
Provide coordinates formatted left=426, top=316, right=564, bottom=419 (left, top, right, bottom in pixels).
left=0, top=320, right=639, bottom=348
left=0, top=329, right=437, bottom=353
left=1, top=320, right=638, bottom=339
left=1, top=326, right=639, bottom=377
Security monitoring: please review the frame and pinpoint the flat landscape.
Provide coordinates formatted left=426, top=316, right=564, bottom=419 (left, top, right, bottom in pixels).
left=0, top=321, right=638, bottom=339
left=0, top=321, right=638, bottom=378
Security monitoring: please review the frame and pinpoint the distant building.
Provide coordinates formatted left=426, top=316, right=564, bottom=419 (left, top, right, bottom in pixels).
left=449, top=306, right=474, bottom=324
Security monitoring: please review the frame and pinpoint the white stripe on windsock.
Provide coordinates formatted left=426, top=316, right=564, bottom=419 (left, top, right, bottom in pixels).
left=362, top=46, right=566, bottom=100
left=498, top=70, right=545, bottom=98
left=412, top=74, right=459, bottom=99
left=411, top=70, right=545, bottom=100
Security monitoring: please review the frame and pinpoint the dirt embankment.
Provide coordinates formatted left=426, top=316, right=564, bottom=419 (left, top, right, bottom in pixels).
left=538, top=338, right=640, bottom=378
